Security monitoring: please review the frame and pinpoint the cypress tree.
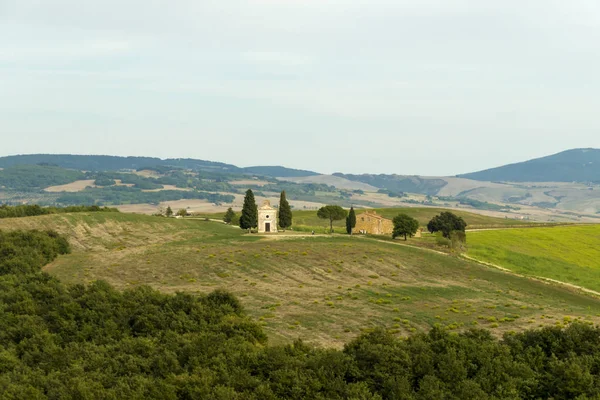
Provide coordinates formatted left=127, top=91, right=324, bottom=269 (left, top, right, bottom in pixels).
left=278, top=191, right=292, bottom=230
left=346, top=206, right=357, bottom=234
left=239, top=189, right=258, bottom=231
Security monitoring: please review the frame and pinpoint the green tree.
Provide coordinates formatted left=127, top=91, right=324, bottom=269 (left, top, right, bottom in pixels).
left=177, top=209, right=187, bottom=217
left=392, top=213, right=420, bottom=240
left=223, top=207, right=236, bottom=224
left=278, top=191, right=292, bottom=230
left=346, top=206, right=357, bottom=235
left=239, top=189, right=258, bottom=231
left=165, top=206, right=173, bottom=217
left=427, top=211, right=467, bottom=238
left=317, top=205, right=348, bottom=233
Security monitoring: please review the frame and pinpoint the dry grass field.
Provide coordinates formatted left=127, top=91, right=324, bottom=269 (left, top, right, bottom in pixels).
left=132, top=169, right=163, bottom=178
left=3, top=212, right=600, bottom=348
left=44, top=179, right=96, bottom=192
left=141, top=184, right=192, bottom=192
left=230, top=179, right=270, bottom=186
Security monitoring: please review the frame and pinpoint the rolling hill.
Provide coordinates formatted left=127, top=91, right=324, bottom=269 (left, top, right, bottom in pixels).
left=333, top=173, right=448, bottom=195
left=458, top=148, right=600, bottom=183
left=2, top=211, right=599, bottom=347
left=242, top=165, right=319, bottom=177
left=0, top=154, right=318, bottom=178
left=2, top=151, right=600, bottom=219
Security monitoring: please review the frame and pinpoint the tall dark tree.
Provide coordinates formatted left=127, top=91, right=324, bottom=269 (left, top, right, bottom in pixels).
left=278, top=191, right=292, bottom=230
left=392, top=213, right=420, bottom=240
left=223, top=207, right=236, bottom=224
left=427, top=211, right=467, bottom=238
left=317, top=205, right=348, bottom=233
left=346, top=206, right=357, bottom=234
left=165, top=206, right=173, bottom=217
left=239, top=189, right=258, bottom=231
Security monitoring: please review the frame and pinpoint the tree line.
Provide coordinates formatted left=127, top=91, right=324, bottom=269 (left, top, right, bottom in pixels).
left=3, top=229, right=600, bottom=398
left=56, top=187, right=234, bottom=207
left=0, top=204, right=119, bottom=219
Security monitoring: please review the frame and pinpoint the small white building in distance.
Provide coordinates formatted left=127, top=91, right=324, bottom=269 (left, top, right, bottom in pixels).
left=258, top=200, right=278, bottom=233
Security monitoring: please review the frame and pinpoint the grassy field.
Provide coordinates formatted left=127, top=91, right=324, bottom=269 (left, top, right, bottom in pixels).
left=468, top=225, right=600, bottom=292
left=2, top=212, right=600, bottom=347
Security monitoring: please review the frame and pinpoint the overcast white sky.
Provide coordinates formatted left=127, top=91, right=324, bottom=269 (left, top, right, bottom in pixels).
left=1, top=0, right=599, bottom=175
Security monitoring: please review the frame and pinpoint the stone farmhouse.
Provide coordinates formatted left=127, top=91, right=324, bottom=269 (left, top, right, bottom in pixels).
left=258, top=200, right=278, bottom=233
left=354, top=211, right=393, bottom=235
left=354, top=210, right=423, bottom=237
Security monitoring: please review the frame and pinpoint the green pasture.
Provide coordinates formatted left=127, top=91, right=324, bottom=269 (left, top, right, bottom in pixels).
left=468, top=225, right=600, bottom=292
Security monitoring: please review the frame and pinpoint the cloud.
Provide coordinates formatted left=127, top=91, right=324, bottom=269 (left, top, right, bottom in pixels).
left=0, top=38, right=134, bottom=63
left=1, top=0, right=599, bottom=174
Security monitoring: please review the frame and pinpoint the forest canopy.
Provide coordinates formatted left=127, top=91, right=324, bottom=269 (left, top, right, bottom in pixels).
left=0, top=165, right=84, bottom=190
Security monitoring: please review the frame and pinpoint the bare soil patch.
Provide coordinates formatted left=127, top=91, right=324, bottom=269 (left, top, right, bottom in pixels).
left=142, top=185, right=192, bottom=192
left=114, top=180, right=134, bottom=187
left=133, top=170, right=163, bottom=178
left=45, top=180, right=96, bottom=192
left=118, top=199, right=228, bottom=214
left=230, top=179, right=270, bottom=186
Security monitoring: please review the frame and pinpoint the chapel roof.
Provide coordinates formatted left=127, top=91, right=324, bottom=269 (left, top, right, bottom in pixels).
left=259, top=200, right=276, bottom=210
left=356, top=210, right=391, bottom=221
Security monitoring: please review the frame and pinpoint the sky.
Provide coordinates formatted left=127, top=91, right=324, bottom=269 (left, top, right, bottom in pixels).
left=1, top=0, right=599, bottom=175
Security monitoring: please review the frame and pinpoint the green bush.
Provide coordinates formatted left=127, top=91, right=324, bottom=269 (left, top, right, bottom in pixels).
left=435, top=232, right=451, bottom=247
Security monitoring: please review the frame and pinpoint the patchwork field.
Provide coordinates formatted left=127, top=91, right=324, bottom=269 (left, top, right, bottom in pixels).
left=468, top=225, right=600, bottom=292
left=3, top=212, right=600, bottom=347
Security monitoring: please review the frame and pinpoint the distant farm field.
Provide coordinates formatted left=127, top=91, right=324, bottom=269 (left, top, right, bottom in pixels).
left=44, top=179, right=96, bottom=192
left=468, top=225, right=600, bottom=292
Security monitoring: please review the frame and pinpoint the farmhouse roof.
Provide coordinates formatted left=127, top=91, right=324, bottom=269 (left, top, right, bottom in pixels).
left=357, top=211, right=390, bottom=221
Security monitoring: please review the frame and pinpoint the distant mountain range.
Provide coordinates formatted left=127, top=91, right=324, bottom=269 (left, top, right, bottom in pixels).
left=1, top=150, right=599, bottom=217
left=458, top=148, right=600, bottom=183
left=1, top=148, right=599, bottom=183
left=332, top=173, right=447, bottom=195
left=0, top=154, right=319, bottom=178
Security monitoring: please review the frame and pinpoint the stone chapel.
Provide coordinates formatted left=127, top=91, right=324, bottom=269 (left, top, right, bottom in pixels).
left=258, top=200, right=278, bottom=233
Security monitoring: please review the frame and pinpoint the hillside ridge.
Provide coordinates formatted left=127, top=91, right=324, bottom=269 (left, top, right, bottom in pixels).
left=458, top=148, right=600, bottom=183
left=0, top=154, right=319, bottom=178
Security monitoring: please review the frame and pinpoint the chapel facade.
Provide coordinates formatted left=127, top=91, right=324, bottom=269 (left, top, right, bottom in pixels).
left=258, top=200, right=278, bottom=233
